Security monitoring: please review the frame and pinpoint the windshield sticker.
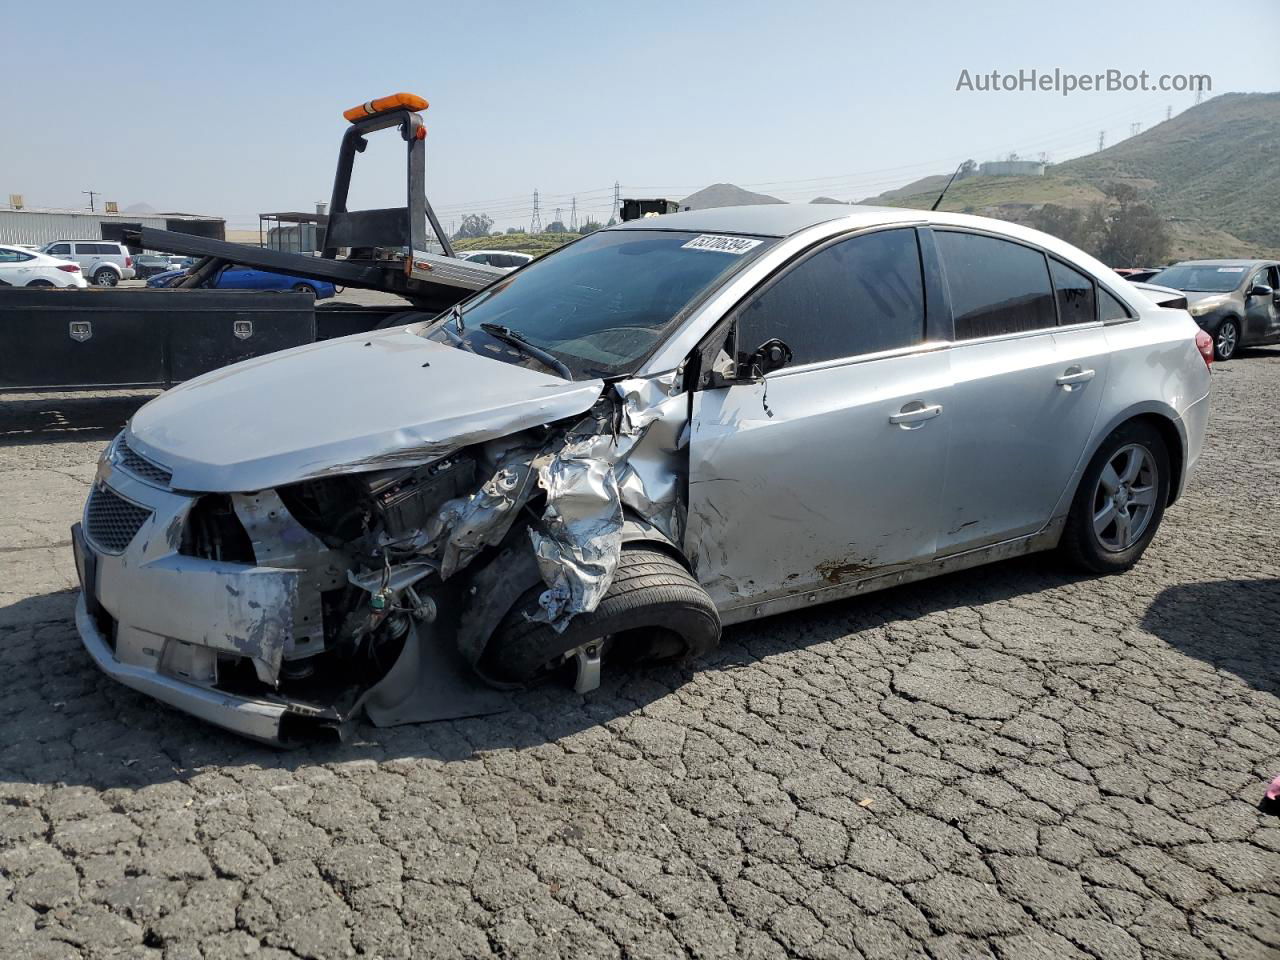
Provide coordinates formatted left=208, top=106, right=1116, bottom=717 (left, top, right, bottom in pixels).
left=1216, top=267, right=1245, bottom=272
left=682, top=234, right=764, bottom=255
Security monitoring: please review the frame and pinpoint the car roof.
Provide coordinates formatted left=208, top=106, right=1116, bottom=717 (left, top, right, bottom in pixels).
left=609, top=203, right=916, bottom=237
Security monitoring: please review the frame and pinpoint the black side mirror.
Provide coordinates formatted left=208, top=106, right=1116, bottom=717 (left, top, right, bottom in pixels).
left=743, top=338, right=793, bottom=379
left=1247, top=282, right=1273, bottom=298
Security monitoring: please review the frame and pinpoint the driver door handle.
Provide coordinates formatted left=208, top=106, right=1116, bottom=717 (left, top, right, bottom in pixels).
left=1056, top=367, right=1096, bottom=386
left=889, top=402, right=943, bottom=425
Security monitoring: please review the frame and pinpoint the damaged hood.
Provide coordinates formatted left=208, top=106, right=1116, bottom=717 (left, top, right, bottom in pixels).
left=128, top=328, right=604, bottom=492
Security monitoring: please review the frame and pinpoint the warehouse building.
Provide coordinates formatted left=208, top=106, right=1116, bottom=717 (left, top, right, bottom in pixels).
left=0, top=204, right=225, bottom=250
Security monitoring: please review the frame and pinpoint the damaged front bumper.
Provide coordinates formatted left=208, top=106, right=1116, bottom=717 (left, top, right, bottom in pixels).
left=71, top=372, right=689, bottom=744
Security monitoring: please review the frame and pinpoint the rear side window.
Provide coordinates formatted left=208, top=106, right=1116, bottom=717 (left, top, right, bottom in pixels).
left=1049, top=259, right=1097, bottom=326
left=937, top=231, right=1056, bottom=339
left=736, top=228, right=926, bottom=366
left=0, top=249, right=32, bottom=263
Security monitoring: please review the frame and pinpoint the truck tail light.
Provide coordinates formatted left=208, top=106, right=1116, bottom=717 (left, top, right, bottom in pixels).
left=57, top=264, right=81, bottom=273
left=125, top=255, right=133, bottom=267
left=1194, top=329, right=1213, bottom=369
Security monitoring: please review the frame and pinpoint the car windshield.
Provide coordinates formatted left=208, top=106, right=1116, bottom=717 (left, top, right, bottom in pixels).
left=420, top=229, right=776, bottom=379
left=1148, top=264, right=1248, bottom=293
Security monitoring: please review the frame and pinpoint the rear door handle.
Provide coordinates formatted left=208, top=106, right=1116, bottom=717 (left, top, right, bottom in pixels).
left=889, top=402, right=943, bottom=426
left=1056, top=367, right=1096, bottom=387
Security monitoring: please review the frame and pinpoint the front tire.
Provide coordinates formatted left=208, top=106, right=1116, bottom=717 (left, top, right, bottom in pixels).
left=93, top=268, right=118, bottom=287
left=1213, top=318, right=1240, bottom=361
left=1060, top=421, right=1170, bottom=574
left=480, top=547, right=721, bottom=685
left=26, top=279, right=54, bottom=287
left=291, top=283, right=316, bottom=295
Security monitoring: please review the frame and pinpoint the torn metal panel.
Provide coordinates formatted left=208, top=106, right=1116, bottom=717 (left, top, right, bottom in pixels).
left=526, top=373, right=688, bottom=631
left=232, top=490, right=349, bottom=659
left=127, top=328, right=603, bottom=492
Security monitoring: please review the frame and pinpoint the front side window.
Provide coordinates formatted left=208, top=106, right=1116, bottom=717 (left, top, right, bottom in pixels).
left=423, top=229, right=776, bottom=379
left=47, top=243, right=70, bottom=255
left=936, top=231, right=1056, bottom=339
left=1049, top=258, right=1097, bottom=326
left=735, top=228, right=926, bottom=367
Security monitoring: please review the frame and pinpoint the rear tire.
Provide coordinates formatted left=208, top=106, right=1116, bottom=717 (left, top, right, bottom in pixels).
left=480, top=547, right=721, bottom=685
left=93, top=268, right=118, bottom=287
left=291, top=283, right=316, bottom=295
left=1059, top=421, right=1170, bottom=574
left=1213, top=318, right=1240, bottom=361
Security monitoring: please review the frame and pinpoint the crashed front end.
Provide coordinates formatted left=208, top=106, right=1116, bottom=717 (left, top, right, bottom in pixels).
left=73, top=373, right=688, bottom=745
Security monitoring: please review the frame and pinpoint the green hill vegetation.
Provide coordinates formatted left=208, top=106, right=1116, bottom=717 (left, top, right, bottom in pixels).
left=863, top=93, right=1280, bottom=260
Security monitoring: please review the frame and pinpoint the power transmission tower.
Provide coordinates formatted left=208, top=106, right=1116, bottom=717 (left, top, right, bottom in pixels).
left=554, top=207, right=562, bottom=228
left=1097, top=130, right=1105, bottom=152
left=569, top=197, right=578, bottom=231
left=1195, top=88, right=1204, bottom=105
left=529, top=190, right=543, bottom=234
left=82, top=190, right=98, bottom=212
left=1130, top=122, right=1141, bottom=137
left=1166, top=105, right=1172, bottom=121
left=611, top=181, right=621, bottom=223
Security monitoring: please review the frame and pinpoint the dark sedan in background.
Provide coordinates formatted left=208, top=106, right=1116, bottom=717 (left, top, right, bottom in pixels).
left=1149, top=259, right=1280, bottom=360
left=147, top=265, right=337, bottom=299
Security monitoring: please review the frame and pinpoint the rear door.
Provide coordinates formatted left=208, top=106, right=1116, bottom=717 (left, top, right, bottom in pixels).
left=932, top=230, right=1110, bottom=555
left=686, top=227, right=952, bottom=611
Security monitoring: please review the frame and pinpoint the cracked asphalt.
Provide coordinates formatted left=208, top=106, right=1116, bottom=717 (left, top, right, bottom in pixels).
left=1, top=351, right=1278, bottom=960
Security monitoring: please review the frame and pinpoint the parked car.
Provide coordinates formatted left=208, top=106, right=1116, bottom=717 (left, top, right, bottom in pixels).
left=73, top=205, right=1212, bottom=743
left=39, top=240, right=135, bottom=286
left=0, top=243, right=88, bottom=288
left=132, top=254, right=181, bottom=279
left=457, top=249, right=533, bottom=271
left=147, top=264, right=337, bottom=298
left=1147, top=259, right=1280, bottom=360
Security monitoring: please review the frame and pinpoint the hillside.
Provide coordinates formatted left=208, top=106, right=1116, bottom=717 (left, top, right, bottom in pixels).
left=862, top=93, right=1280, bottom=259
left=679, top=183, right=782, bottom=210
left=454, top=232, right=578, bottom=257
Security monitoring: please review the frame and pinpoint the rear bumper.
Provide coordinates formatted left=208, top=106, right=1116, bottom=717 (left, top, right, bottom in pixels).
left=1178, top=390, right=1211, bottom=491
left=75, top=591, right=290, bottom=743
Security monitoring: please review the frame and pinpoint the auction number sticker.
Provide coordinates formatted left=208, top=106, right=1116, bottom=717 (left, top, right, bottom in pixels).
left=682, top=234, right=764, bottom=255
left=1217, top=267, right=1245, bottom=272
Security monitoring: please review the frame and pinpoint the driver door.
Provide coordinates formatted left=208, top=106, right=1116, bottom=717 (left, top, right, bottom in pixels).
left=685, top=228, right=952, bottom=613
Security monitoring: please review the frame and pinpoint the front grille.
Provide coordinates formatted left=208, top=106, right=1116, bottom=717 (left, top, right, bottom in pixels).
left=115, top=436, right=172, bottom=487
left=85, top=485, right=152, bottom=554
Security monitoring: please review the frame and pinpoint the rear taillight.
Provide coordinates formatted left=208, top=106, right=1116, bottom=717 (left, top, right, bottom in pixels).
left=57, top=264, right=80, bottom=273
left=1194, top=329, right=1213, bottom=369
left=125, top=255, right=133, bottom=267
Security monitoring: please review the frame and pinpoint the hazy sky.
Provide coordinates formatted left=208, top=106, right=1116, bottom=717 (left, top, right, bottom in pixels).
left=6, top=0, right=1276, bottom=231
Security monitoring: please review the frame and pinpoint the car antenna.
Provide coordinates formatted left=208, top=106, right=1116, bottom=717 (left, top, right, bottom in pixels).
left=930, top=161, right=967, bottom=212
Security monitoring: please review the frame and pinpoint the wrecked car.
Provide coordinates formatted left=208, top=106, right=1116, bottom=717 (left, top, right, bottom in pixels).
left=73, top=205, right=1212, bottom=743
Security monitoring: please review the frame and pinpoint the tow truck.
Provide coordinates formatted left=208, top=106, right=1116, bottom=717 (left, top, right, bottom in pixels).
left=0, top=93, right=504, bottom=392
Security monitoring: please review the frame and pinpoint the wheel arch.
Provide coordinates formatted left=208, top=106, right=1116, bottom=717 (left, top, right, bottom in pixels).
left=1077, top=404, right=1188, bottom=509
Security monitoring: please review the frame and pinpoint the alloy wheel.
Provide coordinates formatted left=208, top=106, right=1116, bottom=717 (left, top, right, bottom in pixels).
left=1216, top=321, right=1238, bottom=359
left=1092, top=443, right=1158, bottom=552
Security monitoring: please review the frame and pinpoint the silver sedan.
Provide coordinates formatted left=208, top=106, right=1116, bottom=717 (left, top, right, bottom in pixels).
left=73, top=205, right=1212, bottom=743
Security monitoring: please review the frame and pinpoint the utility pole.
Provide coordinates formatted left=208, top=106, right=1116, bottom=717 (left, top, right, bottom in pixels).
left=82, top=190, right=98, bottom=212
left=530, top=190, right=543, bottom=234
left=1097, top=130, right=1105, bottom=152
